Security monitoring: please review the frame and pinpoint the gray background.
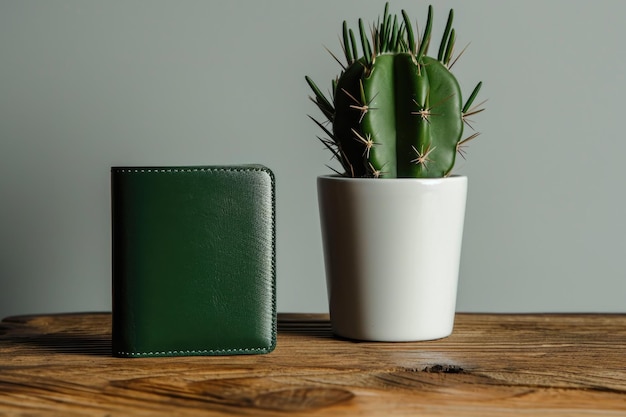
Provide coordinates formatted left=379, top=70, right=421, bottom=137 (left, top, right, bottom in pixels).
left=1, top=0, right=624, bottom=319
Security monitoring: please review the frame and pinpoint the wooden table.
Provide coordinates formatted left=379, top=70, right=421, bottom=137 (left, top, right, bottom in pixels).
left=1, top=313, right=625, bottom=416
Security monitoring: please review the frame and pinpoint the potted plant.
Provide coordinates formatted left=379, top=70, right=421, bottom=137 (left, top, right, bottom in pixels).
left=306, top=3, right=484, bottom=341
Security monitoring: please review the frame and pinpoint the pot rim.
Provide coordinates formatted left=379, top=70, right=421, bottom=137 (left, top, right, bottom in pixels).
left=317, top=174, right=467, bottom=184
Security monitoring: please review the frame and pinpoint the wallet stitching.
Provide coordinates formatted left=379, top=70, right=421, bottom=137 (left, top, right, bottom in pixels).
left=112, top=166, right=268, bottom=175
left=116, top=347, right=270, bottom=357
left=112, top=165, right=277, bottom=357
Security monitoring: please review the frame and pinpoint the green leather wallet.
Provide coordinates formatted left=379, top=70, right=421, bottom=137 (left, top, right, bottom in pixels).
left=111, top=165, right=276, bottom=357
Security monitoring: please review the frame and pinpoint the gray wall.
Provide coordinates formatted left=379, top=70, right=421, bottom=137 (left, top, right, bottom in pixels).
left=1, top=0, right=625, bottom=318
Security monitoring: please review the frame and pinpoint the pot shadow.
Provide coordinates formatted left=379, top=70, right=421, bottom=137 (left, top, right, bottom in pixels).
left=277, top=314, right=337, bottom=340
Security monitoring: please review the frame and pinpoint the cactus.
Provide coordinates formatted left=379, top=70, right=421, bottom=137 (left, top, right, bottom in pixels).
left=306, top=3, right=484, bottom=178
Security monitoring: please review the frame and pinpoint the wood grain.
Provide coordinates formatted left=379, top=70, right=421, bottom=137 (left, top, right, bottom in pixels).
left=1, top=313, right=625, bottom=416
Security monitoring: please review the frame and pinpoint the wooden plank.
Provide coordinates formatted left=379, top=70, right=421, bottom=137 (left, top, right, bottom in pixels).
left=0, top=313, right=625, bottom=416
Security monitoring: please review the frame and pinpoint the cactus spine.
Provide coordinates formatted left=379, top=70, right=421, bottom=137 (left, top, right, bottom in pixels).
left=306, top=4, right=484, bottom=178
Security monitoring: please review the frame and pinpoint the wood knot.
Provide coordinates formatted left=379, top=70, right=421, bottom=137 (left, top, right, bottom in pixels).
left=422, top=364, right=465, bottom=374
left=253, top=387, right=354, bottom=411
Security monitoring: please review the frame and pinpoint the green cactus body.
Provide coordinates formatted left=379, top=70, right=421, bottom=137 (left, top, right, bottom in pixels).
left=307, top=4, right=483, bottom=179
left=336, top=54, right=463, bottom=178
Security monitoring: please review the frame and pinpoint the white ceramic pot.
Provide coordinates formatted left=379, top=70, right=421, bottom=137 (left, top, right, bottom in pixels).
left=317, top=175, right=468, bottom=342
